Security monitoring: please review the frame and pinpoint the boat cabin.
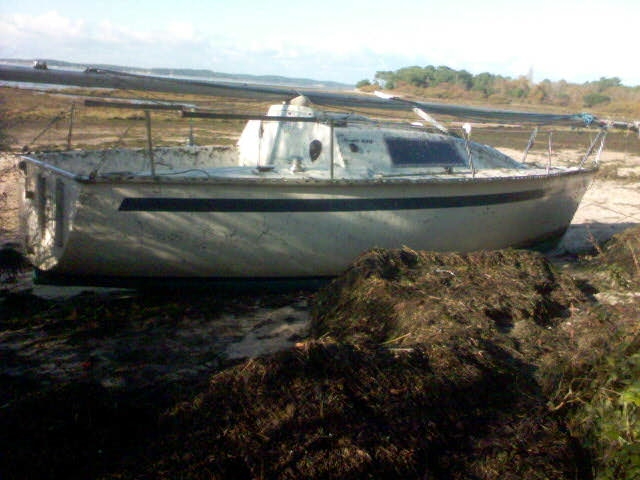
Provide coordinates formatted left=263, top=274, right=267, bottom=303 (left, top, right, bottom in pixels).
left=23, top=97, right=531, bottom=184
left=237, top=97, right=524, bottom=178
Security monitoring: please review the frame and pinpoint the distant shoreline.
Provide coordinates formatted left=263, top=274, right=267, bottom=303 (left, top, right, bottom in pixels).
left=0, top=59, right=354, bottom=90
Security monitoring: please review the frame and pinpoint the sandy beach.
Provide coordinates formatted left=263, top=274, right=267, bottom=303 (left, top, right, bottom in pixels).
left=559, top=176, right=640, bottom=253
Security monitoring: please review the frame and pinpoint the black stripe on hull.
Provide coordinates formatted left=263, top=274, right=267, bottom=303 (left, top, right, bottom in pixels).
left=119, top=189, right=546, bottom=212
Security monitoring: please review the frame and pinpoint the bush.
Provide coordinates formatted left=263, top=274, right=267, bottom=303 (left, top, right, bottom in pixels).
left=583, top=93, right=611, bottom=108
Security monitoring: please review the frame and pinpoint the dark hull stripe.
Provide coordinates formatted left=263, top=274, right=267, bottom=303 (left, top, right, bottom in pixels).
left=119, top=189, right=546, bottom=212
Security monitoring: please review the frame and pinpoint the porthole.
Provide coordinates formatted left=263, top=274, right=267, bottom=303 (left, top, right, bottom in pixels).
left=309, top=139, right=322, bottom=161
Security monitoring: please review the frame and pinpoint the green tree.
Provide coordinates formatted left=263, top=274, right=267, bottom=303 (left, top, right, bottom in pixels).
left=395, top=66, right=429, bottom=87
left=506, top=76, right=531, bottom=99
left=472, top=72, right=497, bottom=97
left=374, top=70, right=395, bottom=89
left=591, top=76, right=622, bottom=92
left=455, top=69, right=474, bottom=90
left=433, top=65, right=456, bottom=85
left=529, top=84, right=548, bottom=103
left=583, top=93, right=611, bottom=107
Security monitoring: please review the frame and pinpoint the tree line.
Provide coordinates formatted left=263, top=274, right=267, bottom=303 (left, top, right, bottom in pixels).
left=356, top=65, right=640, bottom=117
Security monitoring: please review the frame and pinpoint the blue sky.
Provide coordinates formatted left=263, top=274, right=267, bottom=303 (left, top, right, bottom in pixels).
left=1, top=0, right=639, bottom=86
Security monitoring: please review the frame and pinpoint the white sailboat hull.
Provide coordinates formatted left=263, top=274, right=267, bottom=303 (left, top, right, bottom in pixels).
left=20, top=154, right=595, bottom=283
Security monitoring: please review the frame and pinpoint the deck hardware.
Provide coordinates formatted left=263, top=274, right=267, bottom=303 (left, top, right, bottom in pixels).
left=580, top=128, right=608, bottom=169
left=329, top=121, right=335, bottom=180
left=290, top=156, right=304, bottom=173
left=462, top=123, right=475, bottom=177
left=145, top=110, right=156, bottom=178
left=546, top=132, right=553, bottom=175
left=522, top=127, right=538, bottom=163
left=24, top=111, right=67, bottom=151
left=66, top=102, right=75, bottom=150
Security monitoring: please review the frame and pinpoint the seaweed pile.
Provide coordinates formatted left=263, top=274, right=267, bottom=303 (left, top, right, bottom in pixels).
left=1, top=239, right=639, bottom=479
left=587, top=226, right=640, bottom=290
left=0, top=243, right=29, bottom=284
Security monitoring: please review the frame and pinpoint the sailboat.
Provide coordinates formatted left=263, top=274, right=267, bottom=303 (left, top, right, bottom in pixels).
left=0, top=64, right=630, bottom=286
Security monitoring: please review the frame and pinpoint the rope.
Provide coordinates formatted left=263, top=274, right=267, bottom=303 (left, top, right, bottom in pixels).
left=24, top=111, right=67, bottom=150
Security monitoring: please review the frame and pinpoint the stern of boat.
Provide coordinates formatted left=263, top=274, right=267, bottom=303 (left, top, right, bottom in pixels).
left=19, top=157, right=81, bottom=272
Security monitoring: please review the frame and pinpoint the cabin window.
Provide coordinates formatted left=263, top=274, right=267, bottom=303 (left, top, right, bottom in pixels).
left=385, top=137, right=467, bottom=167
left=309, top=139, right=322, bottom=161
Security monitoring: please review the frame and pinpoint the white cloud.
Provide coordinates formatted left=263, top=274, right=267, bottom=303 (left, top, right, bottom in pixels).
left=1, top=11, right=85, bottom=39
left=95, top=20, right=128, bottom=44
left=166, top=22, right=198, bottom=43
